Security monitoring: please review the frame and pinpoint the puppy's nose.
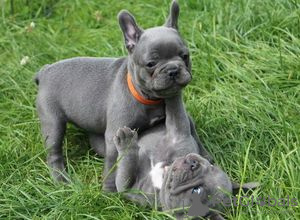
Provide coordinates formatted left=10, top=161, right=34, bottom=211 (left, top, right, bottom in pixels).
left=190, top=160, right=199, bottom=171
left=167, top=67, right=179, bottom=79
left=186, top=159, right=199, bottom=171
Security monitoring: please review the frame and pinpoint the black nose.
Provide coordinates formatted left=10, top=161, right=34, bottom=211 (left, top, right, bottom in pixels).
left=185, top=159, right=199, bottom=171
left=190, top=160, right=199, bottom=171
left=167, top=67, right=179, bottom=78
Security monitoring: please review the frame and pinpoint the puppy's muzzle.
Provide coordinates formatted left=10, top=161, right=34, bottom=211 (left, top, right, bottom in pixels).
left=166, top=66, right=179, bottom=79
left=185, top=156, right=199, bottom=171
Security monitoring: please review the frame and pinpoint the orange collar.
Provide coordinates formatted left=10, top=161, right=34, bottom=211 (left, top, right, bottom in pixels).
left=127, top=73, right=163, bottom=105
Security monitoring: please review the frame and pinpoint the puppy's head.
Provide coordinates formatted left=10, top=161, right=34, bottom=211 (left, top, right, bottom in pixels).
left=159, top=153, right=232, bottom=214
left=118, top=1, right=191, bottom=98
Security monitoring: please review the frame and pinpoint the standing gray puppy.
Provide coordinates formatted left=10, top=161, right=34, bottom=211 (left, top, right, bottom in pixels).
left=35, top=0, right=210, bottom=191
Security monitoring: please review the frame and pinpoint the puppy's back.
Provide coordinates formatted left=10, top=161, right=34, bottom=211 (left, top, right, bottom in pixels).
left=35, top=57, right=118, bottom=87
left=35, top=57, right=125, bottom=131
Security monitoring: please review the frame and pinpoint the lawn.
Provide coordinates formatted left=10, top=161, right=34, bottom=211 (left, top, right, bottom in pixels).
left=0, top=0, right=299, bottom=219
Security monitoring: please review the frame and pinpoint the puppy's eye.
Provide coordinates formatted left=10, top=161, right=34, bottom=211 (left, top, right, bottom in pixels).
left=192, top=187, right=201, bottom=194
left=146, top=61, right=157, bottom=68
left=180, top=54, right=189, bottom=66
left=182, top=54, right=189, bottom=61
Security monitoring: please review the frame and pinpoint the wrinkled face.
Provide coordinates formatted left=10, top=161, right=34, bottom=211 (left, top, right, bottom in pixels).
left=159, top=153, right=232, bottom=214
left=130, top=27, right=192, bottom=98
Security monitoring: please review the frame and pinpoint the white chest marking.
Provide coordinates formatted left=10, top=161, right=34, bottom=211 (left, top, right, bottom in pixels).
left=149, top=162, right=164, bottom=189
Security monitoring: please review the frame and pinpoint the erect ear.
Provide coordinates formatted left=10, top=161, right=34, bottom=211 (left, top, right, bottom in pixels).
left=164, top=0, right=180, bottom=30
left=118, top=10, right=143, bottom=53
left=232, top=182, right=260, bottom=195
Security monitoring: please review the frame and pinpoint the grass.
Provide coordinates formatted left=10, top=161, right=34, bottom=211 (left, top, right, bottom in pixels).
left=0, top=0, right=299, bottom=219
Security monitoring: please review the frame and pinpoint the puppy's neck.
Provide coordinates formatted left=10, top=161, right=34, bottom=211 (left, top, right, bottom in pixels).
left=165, top=93, right=191, bottom=138
left=127, top=60, right=161, bottom=101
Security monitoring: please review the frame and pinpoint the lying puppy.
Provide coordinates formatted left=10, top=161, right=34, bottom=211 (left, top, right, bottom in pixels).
left=114, top=94, right=258, bottom=219
left=35, top=0, right=210, bottom=191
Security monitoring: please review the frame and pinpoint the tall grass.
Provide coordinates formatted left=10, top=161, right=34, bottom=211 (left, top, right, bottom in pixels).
left=0, top=0, right=299, bottom=219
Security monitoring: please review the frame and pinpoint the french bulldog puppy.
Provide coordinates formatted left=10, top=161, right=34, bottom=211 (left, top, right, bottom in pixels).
left=35, top=0, right=210, bottom=191
left=113, top=94, right=258, bottom=219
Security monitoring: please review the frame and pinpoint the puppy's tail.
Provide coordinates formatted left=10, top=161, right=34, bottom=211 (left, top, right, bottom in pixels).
left=34, top=64, right=50, bottom=86
left=232, top=181, right=260, bottom=195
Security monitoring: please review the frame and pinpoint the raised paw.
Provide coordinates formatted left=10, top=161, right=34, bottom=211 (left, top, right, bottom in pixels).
left=113, top=127, right=138, bottom=153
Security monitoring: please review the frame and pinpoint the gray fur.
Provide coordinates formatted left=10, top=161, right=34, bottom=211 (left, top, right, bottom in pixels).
left=35, top=0, right=211, bottom=191
left=114, top=93, right=258, bottom=219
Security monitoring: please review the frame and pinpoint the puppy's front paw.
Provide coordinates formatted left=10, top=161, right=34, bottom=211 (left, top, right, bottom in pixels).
left=51, top=169, right=70, bottom=184
left=113, top=127, right=138, bottom=153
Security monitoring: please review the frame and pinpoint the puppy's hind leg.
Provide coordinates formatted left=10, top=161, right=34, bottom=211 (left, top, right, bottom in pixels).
left=37, top=101, right=68, bottom=183
left=113, top=127, right=139, bottom=192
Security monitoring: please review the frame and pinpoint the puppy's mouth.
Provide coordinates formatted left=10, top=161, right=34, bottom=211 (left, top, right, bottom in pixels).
left=152, top=84, right=182, bottom=98
left=151, top=81, right=189, bottom=98
left=154, top=71, right=191, bottom=82
left=151, top=69, right=192, bottom=97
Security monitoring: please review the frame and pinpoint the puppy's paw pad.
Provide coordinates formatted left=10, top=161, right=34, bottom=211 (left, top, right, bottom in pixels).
left=114, top=127, right=137, bottom=150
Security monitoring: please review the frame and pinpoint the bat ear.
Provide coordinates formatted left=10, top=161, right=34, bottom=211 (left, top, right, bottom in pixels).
left=118, top=10, right=143, bottom=53
left=232, top=182, right=260, bottom=195
left=164, top=0, right=180, bottom=30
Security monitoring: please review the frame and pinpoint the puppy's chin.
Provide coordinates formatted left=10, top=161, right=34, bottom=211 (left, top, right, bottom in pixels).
left=151, top=86, right=182, bottom=99
left=151, top=75, right=191, bottom=98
